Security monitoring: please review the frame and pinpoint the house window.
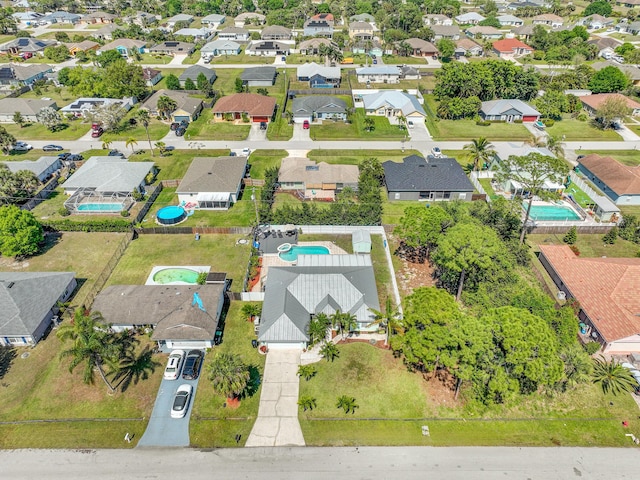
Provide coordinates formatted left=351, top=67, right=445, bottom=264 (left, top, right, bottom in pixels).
left=419, top=191, right=430, bottom=199
left=8, top=337, right=24, bottom=345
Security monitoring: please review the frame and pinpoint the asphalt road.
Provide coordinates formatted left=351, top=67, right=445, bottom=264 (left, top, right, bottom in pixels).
left=1, top=446, right=640, bottom=479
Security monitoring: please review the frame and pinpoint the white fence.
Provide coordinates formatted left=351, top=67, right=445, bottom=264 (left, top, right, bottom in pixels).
left=241, top=292, right=265, bottom=301
left=569, top=171, right=603, bottom=201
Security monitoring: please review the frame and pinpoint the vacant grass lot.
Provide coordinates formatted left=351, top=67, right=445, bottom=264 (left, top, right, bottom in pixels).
left=528, top=233, right=640, bottom=258
left=546, top=119, right=622, bottom=142
left=300, top=343, right=640, bottom=446
left=266, top=112, right=293, bottom=140
left=307, top=149, right=422, bottom=165
left=190, top=301, right=265, bottom=447
left=381, top=55, right=428, bottom=65
left=101, top=108, right=170, bottom=142
left=580, top=150, right=640, bottom=167
left=186, top=109, right=251, bottom=140
left=311, top=111, right=407, bottom=140
left=248, top=149, right=287, bottom=179
left=106, top=234, right=251, bottom=292
left=3, top=121, right=91, bottom=141
left=20, top=85, right=76, bottom=106
left=128, top=148, right=230, bottom=180
left=209, top=51, right=275, bottom=65
left=139, top=53, right=173, bottom=64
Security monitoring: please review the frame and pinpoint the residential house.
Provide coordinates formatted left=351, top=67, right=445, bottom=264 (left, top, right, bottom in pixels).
left=1, top=156, right=61, bottom=182
left=512, top=24, right=536, bottom=40
left=149, top=41, right=195, bottom=55
left=0, top=64, right=53, bottom=87
left=497, top=14, right=523, bottom=27
left=352, top=39, right=384, bottom=57
left=178, top=65, right=216, bottom=88
left=291, top=96, right=347, bottom=123
left=298, top=38, right=336, bottom=55
left=455, top=38, right=483, bottom=58
left=98, top=39, right=147, bottom=58
left=0, top=37, right=54, bottom=55
left=507, top=0, right=550, bottom=8
left=350, top=13, right=376, bottom=26
left=622, top=21, right=640, bottom=35
left=212, top=93, right=276, bottom=123
left=400, top=65, right=421, bottom=80
left=580, top=93, right=640, bottom=117
left=348, top=21, right=374, bottom=40
left=62, top=156, right=155, bottom=196
left=201, top=39, right=241, bottom=58
left=261, top=25, right=292, bottom=40
left=246, top=40, right=291, bottom=56
left=578, top=154, right=640, bottom=205
left=0, top=272, right=76, bottom=347
left=396, top=38, right=438, bottom=57
left=617, top=0, right=640, bottom=6
left=0, top=97, right=56, bottom=122
left=142, top=67, right=162, bottom=86
left=479, top=99, right=540, bottom=122
left=532, top=13, right=564, bottom=28
left=93, top=284, right=226, bottom=350
left=126, top=12, right=160, bottom=27
left=142, top=89, right=204, bottom=122
left=12, top=12, right=42, bottom=25
left=382, top=155, right=474, bottom=201
left=588, top=37, right=623, bottom=59
left=258, top=255, right=380, bottom=348
left=303, top=16, right=334, bottom=37
left=455, top=12, right=485, bottom=25
left=356, top=66, right=401, bottom=84
left=165, top=14, right=193, bottom=29
left=201, top=14, right=226, bottom=28
left=423, top=14, right=453, bottom=26
left=177, top=156, right=247, bottom=210
left=361, top=91, right=426, bottom=119
left=174, top=28, right=212, bottom=42
left=278, top=157, right=358, bottom=200
left=592, top=61, right=640, bottom=86
left=296, top=62, right=341, bottom=87
left=66, top=40, right=99, bottom=57
left=60, top=97, right=135, bottom=117
left=82, top=11, right=117, bottom=24
left=466, top=25, right=503, bottom=40
left=41, top=11, right=81, bottom=24
left=240, top=66, right=277, bottom=87
left=539, top=245, right=640, bottom=354
left=94, top=24, right=119, bottom=41
left=234, top=12, right=266, bottom=27
left=492, top=38, right=533, bottom=58
left=580, top=14, right=615, bottom=30
left=432, top=25, right=461, bottom=40
left=217, top=26, right=250, bottom=42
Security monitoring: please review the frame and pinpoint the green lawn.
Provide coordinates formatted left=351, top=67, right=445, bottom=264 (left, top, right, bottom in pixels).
left=286, top=54, right=323, bottom=64
left=382, top=54, right=428, bottom=65
left=580, top=150, right=640, bottom=167
left=300, top=343, right=640, bottom=446
left=144, top=187, right=257, bottom=228
left=307, top=149, right=422, bottom=165
left=139, top=53, right=173, bottom=64
left=382, top=200, right=417, bottom=225
left=102, top=108, right=170, bottom=142
left=310, top=109, right=407, bottom=141
left=19, top=85, right=76, bottom=106
left=266, top=113, right=293, bottom=141
left=106, top=234, right=251, bottom=292
left=181, top=51, right=201, bottom=65
left=478, top=178, right=497, bottom=199
left=528, top=233, right=640, bottom=258
left=128, top=148, right=230, bottom=180
left=207, top=68, right=242, bottom=95
left=190, top=301, right=265, bottom=447
left=186, top=109, right=251, bottom=141
left=208, top=51, right=275, bottom=65
left=3, top=121, right=91, bottom=141
left=564, top=181, right=593, bottom=209
left=248, top=149, right=287, bottom=179
left=545, top=118, right=622, bottom=142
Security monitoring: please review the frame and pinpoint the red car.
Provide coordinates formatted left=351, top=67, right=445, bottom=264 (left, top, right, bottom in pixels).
left=91, top=127, right=104, bottom=138
left=303, top=120, right=310, bottom=129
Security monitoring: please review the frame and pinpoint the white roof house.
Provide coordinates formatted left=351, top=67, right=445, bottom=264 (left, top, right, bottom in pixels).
left=455, top=12, right=485, bottom=24
left=62, top=156, right=155, bottom=195
left=361, top=91, right=426, bottom=118
left=2, top=156, right=61, bottom=182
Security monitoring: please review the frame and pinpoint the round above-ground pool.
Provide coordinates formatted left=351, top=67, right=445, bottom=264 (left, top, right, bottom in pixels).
left=152, top=267, right=201, bottom=284
left=279, top=245, right=330, bottom=262
left=157, top=205, right=187, bottom=225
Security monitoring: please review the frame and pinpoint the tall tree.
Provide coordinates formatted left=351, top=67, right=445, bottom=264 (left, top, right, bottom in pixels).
left=463, top=137, right=495, bottom=171
left=496, top=152, right=569, bottom=244
left=135, top=108, right=154, bottom=155
left=307, top=313, right=331, bottom=346
left=0, top=125, right=15, bottom=153
left=0, top=204, right=43, bottom=257
left=594, top=95, right=632, bottom=129
left=36, top=106, right=63, bottom=132
left=368, top=297, right=403, bottom=345
left=394, top=205, right=453, bottom=261
left=165, top=73, right=181, bottom=90
left=109, top=345, right=161, bottom=392
left=13, top=111, right=25, bottom=128
left=125, top=137, right=138, bottom=153
left=157, top=95, right=177, bottom=119
left=589, top=66, right=628, bottom=93
left=207, top=352, right=251, bottom=400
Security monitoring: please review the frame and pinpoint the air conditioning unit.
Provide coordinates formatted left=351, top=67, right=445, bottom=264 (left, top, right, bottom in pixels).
left=557, top=291, right=566, bottom=300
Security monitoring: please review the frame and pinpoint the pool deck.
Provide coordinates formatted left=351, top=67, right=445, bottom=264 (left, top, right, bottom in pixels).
left=253, top=242, right=347, bottom=292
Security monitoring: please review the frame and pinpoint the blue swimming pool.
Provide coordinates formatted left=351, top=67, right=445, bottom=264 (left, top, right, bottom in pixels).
left=157, top=205, right=187, bottom=225
left=527, top=204, right=581, bottom=221
left=279, top=245, right=330, bottom=262
left=77, top=203, right=123, bottom=212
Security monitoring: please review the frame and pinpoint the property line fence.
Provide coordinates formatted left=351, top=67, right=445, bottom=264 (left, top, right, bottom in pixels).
left=134, top=182, right=163, bottom=224
left=21, top=175, right=60, bottom=211
left=135, top=226, right=252, bottom=235
left=469, top=172, right=490, bottom=203
left=288, top=89, right=352, bottom=95
left=569, top=171, right=604, bottom=202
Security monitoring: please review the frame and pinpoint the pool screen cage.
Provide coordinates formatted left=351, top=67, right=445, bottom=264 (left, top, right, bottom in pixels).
left=64, top=188, right=135, bottom=213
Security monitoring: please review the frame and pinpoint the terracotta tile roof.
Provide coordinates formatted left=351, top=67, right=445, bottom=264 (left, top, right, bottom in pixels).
left=539, top=245, right=640, bottom=342
left=492, top=38, right=533, bottom=52
left=580, top=93, right=640, bottom=111
left=578, top=153, right=640, bottom=195
left=212, top=93, right=276, bottom=117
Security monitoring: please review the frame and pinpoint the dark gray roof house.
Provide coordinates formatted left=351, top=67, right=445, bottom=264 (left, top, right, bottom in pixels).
left=178, top=65, right=216, bottom=87
left=258, top=255, right=379, bottom=347
left=382, top=155, right=474, bottom=202
left=0, top=272, right=76, bottom=347
left=240, top=66, right=277, bottom=86
left=291, top=95, right=347, bottom=122
left=0, top=37, right=54, bottom=54
left=92, top=284, right=226, bottom=350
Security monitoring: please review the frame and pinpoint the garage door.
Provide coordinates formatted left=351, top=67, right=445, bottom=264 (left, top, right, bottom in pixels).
left=174, top=115, right=190, bottom=123
left=522, top=116, right=537, bottom=122
left=253, top=116, right=269, bottom=123
left=293, top=115, right=311, bottom=124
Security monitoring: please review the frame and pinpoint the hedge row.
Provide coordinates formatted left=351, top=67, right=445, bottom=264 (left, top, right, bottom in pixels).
left=42, top=218, right=133, bottom=232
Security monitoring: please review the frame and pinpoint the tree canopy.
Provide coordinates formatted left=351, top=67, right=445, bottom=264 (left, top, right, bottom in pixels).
left=58, top=61, right=148, bottom=99
left=589, top=66, right=629, bottom=94
left=0, top=205, right=43, bottom=258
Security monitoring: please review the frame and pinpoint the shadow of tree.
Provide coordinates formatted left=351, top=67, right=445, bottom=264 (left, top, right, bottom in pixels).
left=0, top=347, right=16, bottom=381
left=242, top=365, right=262, bottom=399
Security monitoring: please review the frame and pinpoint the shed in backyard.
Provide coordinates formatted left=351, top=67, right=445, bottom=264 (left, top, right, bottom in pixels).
left=352, top=230, right=372, bottom=253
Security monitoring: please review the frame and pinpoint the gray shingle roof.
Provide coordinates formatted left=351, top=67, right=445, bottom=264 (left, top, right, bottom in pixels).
left=241, top=66, right=277, bottom=81
left=382, top=155, right=474, bottom=192
left=62, top=156, right=155, bottom=193
left=480, top=99, right=540, bottom=117
left=0, top=98, right=56, bottom=115
left=179, top=65, right=216, bottom=82
left=2, top=156, right=60, bottom=177
left=291, top=96, right=346, bottom=116
left=0, top=272, right=75, bottom=337
left=177, top=156, right=247, bottom=195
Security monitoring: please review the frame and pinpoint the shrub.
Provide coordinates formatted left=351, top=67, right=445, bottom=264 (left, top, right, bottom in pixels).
left=602, top=226, right=618, bottom=245
left=584, top=341, right=601, bottom=355
left=513, top=119, right=523, bottom=124
left=42, top=218, right=132, bottom=232
left=543, top=119, right=555, bottom=127
left=475, top=120, right=491, bottom=126
left=576, top=112, right=588, bottom=122
left=58, top=207, right=70, bottom=217
left=120, top=210, right=130, bottom=217
left=563, top=226, right=577, bottom=245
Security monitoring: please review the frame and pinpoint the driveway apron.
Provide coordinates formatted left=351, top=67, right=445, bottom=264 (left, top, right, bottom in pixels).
left=245, top=348, right=305, bottom=447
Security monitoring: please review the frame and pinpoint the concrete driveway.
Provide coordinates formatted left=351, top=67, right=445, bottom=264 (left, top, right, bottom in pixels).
left=292, top=122, right=311, bottom=141
left=247, top=123, right=267, bottom=141
left=409, top=119, right=431, bottom=140
left=245, top=348, right=305, bottom=447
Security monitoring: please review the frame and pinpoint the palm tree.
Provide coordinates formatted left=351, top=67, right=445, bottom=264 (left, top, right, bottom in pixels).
left=307, top=313, right=331, bottom=346
left=363, top=117, right=375, bottom=132
left=545, top=134, right=565, bottom=159
left=241, top=303, right=262, bottom=322
left=368, top=298, right=403, bottom=345
left=592, top=356, right=637, bottom=396
left=110, top=345, right=161, bottom=392
left=154, top=141, right=166, bottom=156
left=101, top=140, right=112, bottom=151
left=331, top=310, right=357, bottom=338
left=524, top=134, right=546, bottom=148
left=57, top=309, right=116, bottom=392
left=298, top=395, right=317, bottom=412
left=397, top=114, right=407, bottom=131
left=463, top=137, right=495, bottom=172
left=156, top=95, right=177, bottom=120
left=125, top=137, right=138, bottom=153
left=559, top=345, right=592, bottom=390
left=135, top=108, right=154, bottom=155
left=297, top=364, right=317, bottom=381
left=336, top=395, right=358, bottom=414
left=207, top=352, right=251, bottom=400
left=398, top=40, right=412, bottom=57
left=319, top=342, right=340, bottom=362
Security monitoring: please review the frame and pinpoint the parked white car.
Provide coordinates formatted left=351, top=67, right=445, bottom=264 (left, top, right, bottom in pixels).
left=171, top=384, right=193, bottom=419
left=13, top=141, right=33, bottom=152
left=163, top=350, right=185, bottom=380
